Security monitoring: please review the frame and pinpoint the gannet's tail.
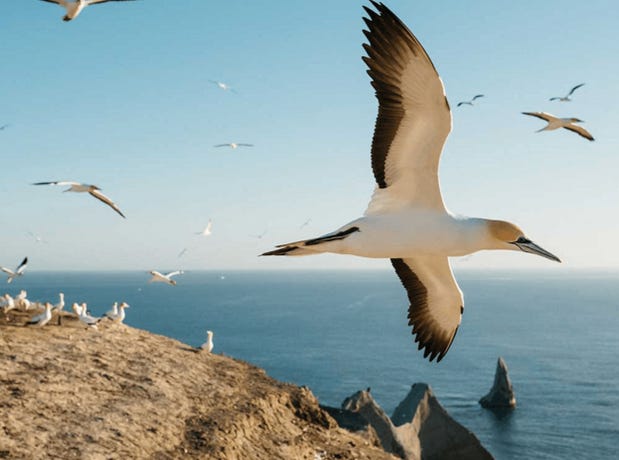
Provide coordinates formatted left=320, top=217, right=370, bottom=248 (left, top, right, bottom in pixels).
left=261, top=226, right=359, bottom=257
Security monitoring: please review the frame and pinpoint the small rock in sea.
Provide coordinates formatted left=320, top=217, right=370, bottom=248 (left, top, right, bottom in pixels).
left=479, top=357, right=517, bottom=409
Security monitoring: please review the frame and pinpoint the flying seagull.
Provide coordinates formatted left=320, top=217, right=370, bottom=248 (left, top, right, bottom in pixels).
left=177, top=248, right=189, bottom=258
left=149, top=270, right=184, bottom=286
left=456, top=94, right=484, bottom=107
left=38, top=0, right=137, bottom=22
left=1, top=257, right=28, bottom=284
left=522, top=112, right=594, bottom=141
left=549, top=83, right=585, bottom=102
left=208, top=80, right=237, bottom=93
left=32, top=181, right=126, bottom=218
left=214, top=143, right=253, bottom=149
left=196, top=220, right=213, bottom=237
left=0, top=124, right=9, bottom=131
left=262, top=1, right=561, bottom=363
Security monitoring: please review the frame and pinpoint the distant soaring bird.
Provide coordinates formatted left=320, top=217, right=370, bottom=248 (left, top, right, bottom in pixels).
left=456, top=94, right=484, bottom=107
left=0, top=124, right=9, bottom=131
left=32, top=181, right=126, bottom=218
left=38, top=0, right=137, bottom=22
left=149, top=270, right=184, bottom=286
left=522, top=112, right=594, bottom=141
left=196, top=220, right=213, bottom=237
left=208, top=80, right=237, bottom=93
left=214, top=143, right=253, bottom=149
left=549, top=83, right=585, bottom=102
left=262, top=1, right=561, bottom=363
left=1, top=257, right=28, bottom=284
left=177, top=248, right=189, bottom=258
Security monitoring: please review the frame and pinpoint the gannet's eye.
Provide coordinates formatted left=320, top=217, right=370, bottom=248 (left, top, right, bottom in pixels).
left=513, top=236, right=531, bottom=244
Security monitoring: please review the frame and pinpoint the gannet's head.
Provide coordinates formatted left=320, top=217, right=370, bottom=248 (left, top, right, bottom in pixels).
left=120, top=302, right=129, bottom=309
left=207, top=330, right=213, bottom=337
left=170, top=280, right=177, bottom=286
left=569, top=118, right=584, bottom=123
left=487, top=220, right=561, bottom=262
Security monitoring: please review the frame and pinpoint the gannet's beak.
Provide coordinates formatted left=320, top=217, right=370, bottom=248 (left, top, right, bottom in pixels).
left=513, top=238, right=561, bottom=263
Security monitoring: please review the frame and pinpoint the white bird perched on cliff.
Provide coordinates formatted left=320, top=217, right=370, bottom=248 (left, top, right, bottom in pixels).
left=549, top=83, right=585, bottom=102
left=149, top=270, right=184, bottom=286
left=201, top=330, right=214, bottom=353
left=196, top=220, right=213, bottom=237
left=1, top=257, right=28, bottom=284
left=105, top=302, right=129, bottom=323
left=522, top=112, right=594, bottom=141
left=32, top=181, right=126, bottom=218
left=105, top=302, right=118, bottom=318
left=71, top=302, right=83, bottom=316
left=38, top=0, right=137, bottom=22
left=52, top=292, right=65, bottom=325
left=26, top=302, right=53, bottom=327
left=1, top=294, right=15, bottom=315
left=456, top=94, right=484, bottom=107
left=214, top=143, right=253, bottom=149
left=262, top=1, right=561, bottom=363
left=78, top=303, right=101, bottom=328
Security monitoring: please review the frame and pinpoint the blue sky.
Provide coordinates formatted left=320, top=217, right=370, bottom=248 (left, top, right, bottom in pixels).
left=1, top=0, right=618, bottom=271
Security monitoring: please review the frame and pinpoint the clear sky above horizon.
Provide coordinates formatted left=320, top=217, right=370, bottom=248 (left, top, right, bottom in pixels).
left=1, top=0, right=618, bottom=271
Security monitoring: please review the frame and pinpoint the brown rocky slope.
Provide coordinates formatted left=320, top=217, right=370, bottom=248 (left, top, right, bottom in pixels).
left=0, top=317, right=395, bottom=460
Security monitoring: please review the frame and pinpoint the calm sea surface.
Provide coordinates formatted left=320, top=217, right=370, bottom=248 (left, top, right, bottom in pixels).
left=11, top=269, right=619, bottom=459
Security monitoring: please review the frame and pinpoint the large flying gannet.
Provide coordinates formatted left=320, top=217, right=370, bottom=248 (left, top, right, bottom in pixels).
left=38, top=0, right=137, bottom=22
left=262, top=1, right=561, bottom=362
left=522, top=112, right=594, bottom=141
left=32, top=181, right=126, bottom=218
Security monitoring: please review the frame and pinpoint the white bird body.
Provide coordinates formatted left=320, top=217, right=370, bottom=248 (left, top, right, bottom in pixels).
left=1, top=257, right=28, bottom=284
left=315, top=213, right=494, bottom=259
left=32, top=181, right=126, bottom=218
left=1, top=294, right=15, bottom=313
left=263, top=2, right=561, bottom=363
left=52, top=293, right=65, bottom=313
left=201, top=331, right=214, bottom=353
left=78, top=303, right=101, bottom=328
left=549, top=83, right=585, bottom=102
left=105, top=302, right=118, bottom=318
left=39, top=0, right=137, bottom=22
left=196, top=220, right=213, bottom=236
left=149, top=270, right=183, bottom=286
left=105, top=302, right=129, bottom=323
left=71, top=302, right=81, bottom=316
left=27, top=303, right=53, bottom=327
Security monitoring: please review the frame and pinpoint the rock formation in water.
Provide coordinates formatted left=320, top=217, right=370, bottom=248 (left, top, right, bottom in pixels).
left=324, top=384, right=493, bottom=460
left=479, top=357, right=517, bottom=409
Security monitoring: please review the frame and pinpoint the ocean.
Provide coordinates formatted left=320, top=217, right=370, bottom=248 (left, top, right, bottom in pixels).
left=10, top=269, right=619, bottom=459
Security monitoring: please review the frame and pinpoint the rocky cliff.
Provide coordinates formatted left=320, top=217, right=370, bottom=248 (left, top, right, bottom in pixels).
left=0, top=316, right=395, bottom=460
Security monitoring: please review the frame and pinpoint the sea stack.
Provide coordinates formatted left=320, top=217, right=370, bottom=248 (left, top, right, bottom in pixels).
left=324, top=384, right=493, bottom=460
left=479, top=357, right=517, bottom=409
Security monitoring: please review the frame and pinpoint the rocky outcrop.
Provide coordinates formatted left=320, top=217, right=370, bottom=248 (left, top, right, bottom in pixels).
left=0, top=320, right=396, bottom=460
left=324, top=384, right=493, bottom=460
left=479, top=357, right=517, bottom=409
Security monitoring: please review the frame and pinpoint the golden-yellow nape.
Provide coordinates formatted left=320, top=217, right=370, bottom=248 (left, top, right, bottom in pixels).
left=487, top=220, right=524, bottom=243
